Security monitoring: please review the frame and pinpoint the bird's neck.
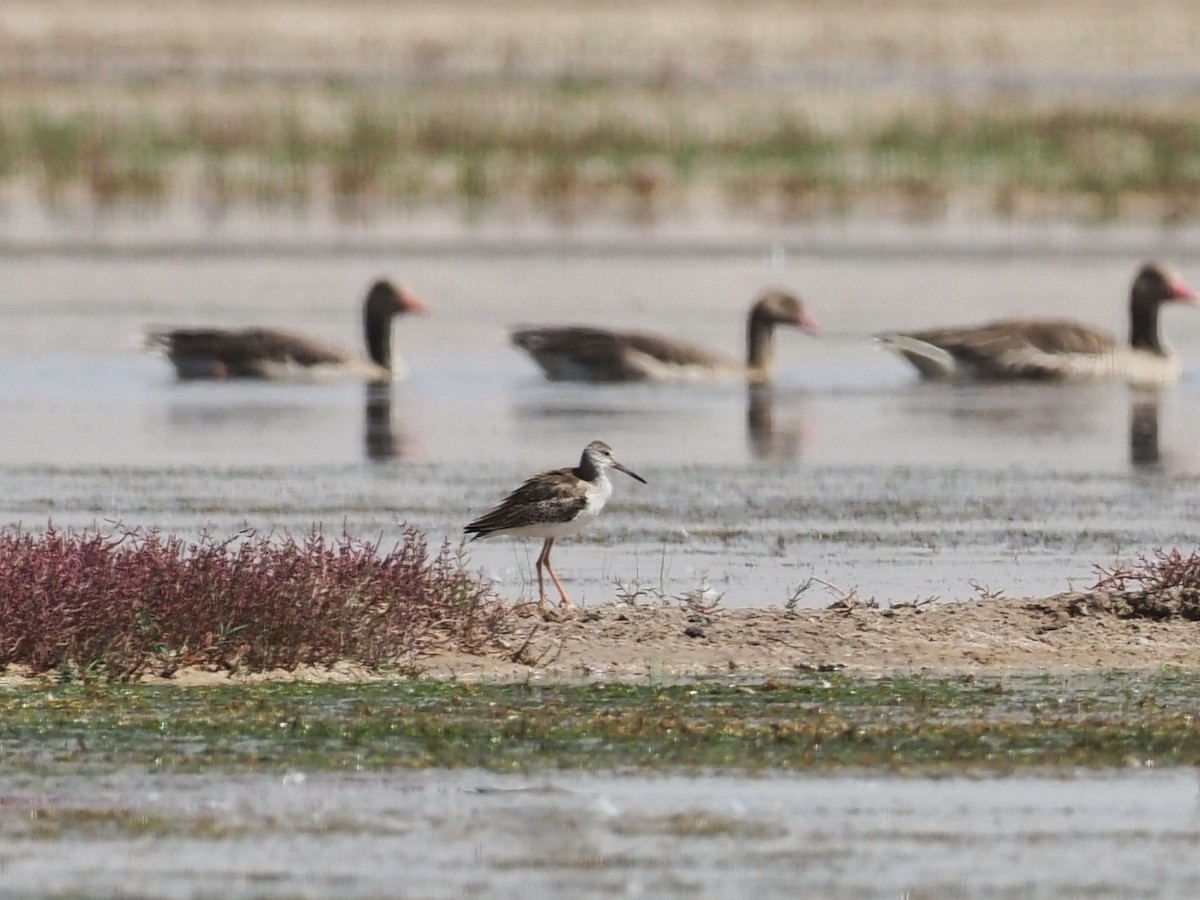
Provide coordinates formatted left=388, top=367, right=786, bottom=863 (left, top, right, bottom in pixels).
left=1129, top=300, right=1164, bottom=355
left=575, top=453, right=604, bottom=483
left=746, top=313, right=775, bottom=375
left=364, top=307, right=394, bottom=369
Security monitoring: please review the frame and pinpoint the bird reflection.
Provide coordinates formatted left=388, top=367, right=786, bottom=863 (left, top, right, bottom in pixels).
left=746, top=384, right=803, bottom=461
left=364, top=382, right=418, bottom=462
left=1129, top=391, right=1162, bottom=470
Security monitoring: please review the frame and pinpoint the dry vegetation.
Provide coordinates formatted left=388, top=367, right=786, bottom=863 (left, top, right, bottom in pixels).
left=3, top=0, right=1200, bottom=225
left=1089, top=547, right=1200, bottom=619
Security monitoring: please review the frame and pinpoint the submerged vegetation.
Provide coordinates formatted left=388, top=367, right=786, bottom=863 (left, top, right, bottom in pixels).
left=2, top=672, right=1200, bottom=774
left=0, top=525, right=506, bottom=680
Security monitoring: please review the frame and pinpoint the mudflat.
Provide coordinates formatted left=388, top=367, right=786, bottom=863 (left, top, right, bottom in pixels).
left=410, top=590, right=1200, bottom=682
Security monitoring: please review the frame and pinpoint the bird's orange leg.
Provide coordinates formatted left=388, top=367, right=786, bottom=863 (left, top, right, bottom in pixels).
left=538, top=537, right=573, bottom=607
left=534, top=538, right=552, bottom=605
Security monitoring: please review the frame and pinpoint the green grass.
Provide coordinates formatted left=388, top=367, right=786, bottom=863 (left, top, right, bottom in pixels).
left=4, top=671, right=1200, bottom=775
left=6, top=82, right=1200, bottom=222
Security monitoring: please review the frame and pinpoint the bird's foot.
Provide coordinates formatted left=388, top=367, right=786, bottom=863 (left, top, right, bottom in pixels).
left=513, top=600, right=543, bottom=618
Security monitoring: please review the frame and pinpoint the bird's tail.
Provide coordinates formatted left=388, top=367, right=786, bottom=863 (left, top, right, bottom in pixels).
left=143, top=329, right=174, bottom=352
left=874, top=332, right=958, bottom=380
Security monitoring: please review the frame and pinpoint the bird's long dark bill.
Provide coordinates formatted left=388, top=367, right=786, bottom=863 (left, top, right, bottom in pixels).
left=613, top=461, right=647, bottom=484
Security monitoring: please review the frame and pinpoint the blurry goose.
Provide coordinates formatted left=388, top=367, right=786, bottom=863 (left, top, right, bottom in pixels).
left=148, top=279, right=428, bottom=382
left=877, top=262, right=1196, bottom=385
left=510, top=288, right=820, bottom=383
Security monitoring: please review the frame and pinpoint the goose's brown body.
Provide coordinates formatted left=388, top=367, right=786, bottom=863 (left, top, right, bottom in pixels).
left=878, top=263, right=1196, bottom=384
left=148, top=280, right=427, bottom=382
left=511, top=288, right=819, bottom=383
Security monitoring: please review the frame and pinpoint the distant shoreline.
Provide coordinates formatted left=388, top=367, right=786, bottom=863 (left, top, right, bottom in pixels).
left=4, top=0, right=1200, bottom=228
left=4, top=207, right=1200, bottom=260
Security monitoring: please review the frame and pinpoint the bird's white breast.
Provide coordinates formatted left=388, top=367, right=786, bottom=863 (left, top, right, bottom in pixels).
left=573, top=473, right=613, bottom=528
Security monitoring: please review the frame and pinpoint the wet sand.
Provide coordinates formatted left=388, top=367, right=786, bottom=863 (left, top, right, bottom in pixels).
left=145, top=590, right=1200, bottom=685
left=431, top=591, right=1200, bottom=681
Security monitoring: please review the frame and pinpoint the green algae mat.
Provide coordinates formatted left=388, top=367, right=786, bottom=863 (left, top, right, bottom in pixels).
left=3, top=671, right=1199, bottom=775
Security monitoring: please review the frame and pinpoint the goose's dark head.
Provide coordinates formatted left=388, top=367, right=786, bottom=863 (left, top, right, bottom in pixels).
left=750, top=288, right=820, bottom=335
left=363, top=279, right=429, bottom=371
left=365, top=279, right=430, bottom=320
left=1129, top=262, right=1196, bottom=354
left=1133, top=262, right=1196, bottom=307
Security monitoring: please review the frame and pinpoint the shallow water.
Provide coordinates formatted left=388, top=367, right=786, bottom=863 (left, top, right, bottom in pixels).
left=4, top=239, right=1200, bottom=605
left=3, top=768, right=1199, bottom=899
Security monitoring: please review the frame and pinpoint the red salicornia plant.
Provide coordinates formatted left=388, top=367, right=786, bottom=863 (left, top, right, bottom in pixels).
left=0, top=524, right=507, bottom=680
left=1091, top=546, right=1200, bottom=620
left=1093, top=547, right=1200, bottom=594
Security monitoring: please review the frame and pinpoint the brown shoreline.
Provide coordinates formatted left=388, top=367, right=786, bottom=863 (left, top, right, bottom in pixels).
left=415, top=591, right=1200, bottom=682
left=5, top=592, right=1194, bottom=688
left=151, top=591, right=1200, bottom=686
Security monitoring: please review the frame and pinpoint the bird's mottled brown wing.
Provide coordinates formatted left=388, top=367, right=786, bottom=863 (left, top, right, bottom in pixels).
left=465, top=466, right=588, bottom=536
left=153, top=328, right=351, bottom=372
left=905, top=319, right=1116, bottom=378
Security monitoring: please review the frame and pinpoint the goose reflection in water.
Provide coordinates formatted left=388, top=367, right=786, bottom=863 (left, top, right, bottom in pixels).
left=746, top=384, right=804, bottom=461
left=896, top=383, right=1179, bottom=473
left=363, top=382, right=420, bottom=462
left=1129, top=391, right=1162, bottom=470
